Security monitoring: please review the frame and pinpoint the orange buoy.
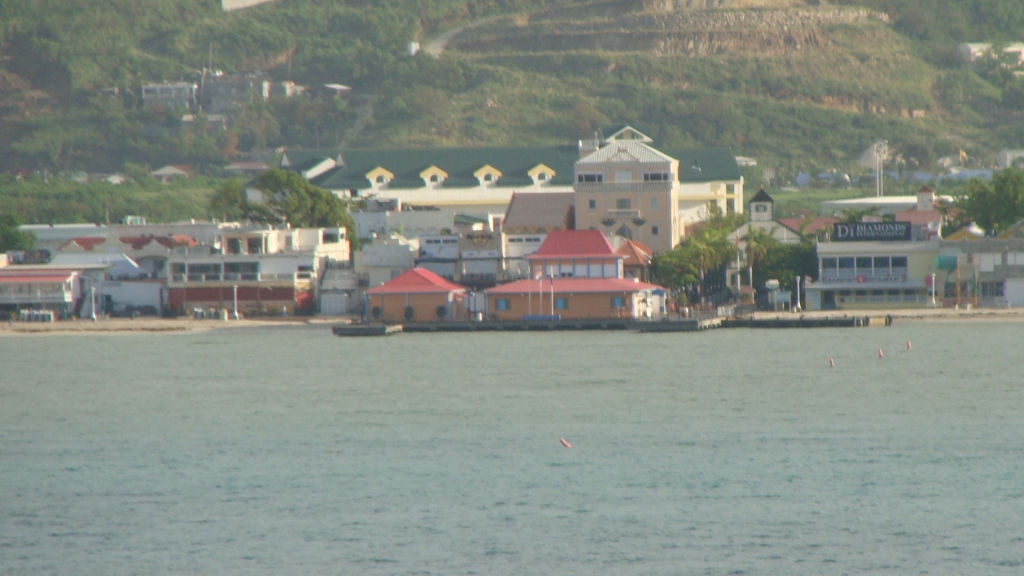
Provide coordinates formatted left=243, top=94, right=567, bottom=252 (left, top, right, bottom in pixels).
left=560, top=438, right=572, bottom=448
left=829, top=358, right=835, bottom=367
left=907, top=340, right=912, bottom=349
left=878, top=348, right=884, bottom=358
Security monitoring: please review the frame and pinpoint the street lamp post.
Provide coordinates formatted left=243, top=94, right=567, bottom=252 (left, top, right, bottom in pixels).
left=232, top=284, right=239, bottom=320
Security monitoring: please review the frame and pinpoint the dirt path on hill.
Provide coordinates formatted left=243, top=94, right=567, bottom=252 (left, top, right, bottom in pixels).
left=423, top=15, right=503, bottom=57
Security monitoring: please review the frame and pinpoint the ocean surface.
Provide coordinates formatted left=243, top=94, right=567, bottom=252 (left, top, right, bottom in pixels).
left=1, top=323, right=1023, bottom=575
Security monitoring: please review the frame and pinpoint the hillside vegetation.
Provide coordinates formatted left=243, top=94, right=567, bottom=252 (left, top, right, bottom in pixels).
left=1, top=0, right=1023, bottom=180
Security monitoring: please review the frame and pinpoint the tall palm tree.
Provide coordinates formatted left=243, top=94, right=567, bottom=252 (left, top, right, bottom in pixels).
left=742, top=227, right=774, bottom=291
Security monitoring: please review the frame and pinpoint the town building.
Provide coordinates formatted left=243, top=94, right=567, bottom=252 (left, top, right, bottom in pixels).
left=141, top=82, right=197, bottom=110
left=306, top=145, right=578, bottom=214
left=501, top=191, right=576, bottom=279
left=805, top=219, right=940, bottom=311
left=485, top=230, right=664, bottom=320
left=363, top=267, right=466, bottom=323
left=724, top=188, right=835, bottom=291
left=573, top=130, right=743, bottom=254
left=164, top=225, right=349, bottom=316
left=938, top=220, right=1024, bottom=307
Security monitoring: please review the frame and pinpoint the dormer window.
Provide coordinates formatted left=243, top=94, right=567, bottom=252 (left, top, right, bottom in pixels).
left=420, top=165, right=448, bottom=186
left=528, top=163, right=555, bottom=185
left=474, top=164, right=502, bottom=186
left=367, top=166, right=395, bottom=187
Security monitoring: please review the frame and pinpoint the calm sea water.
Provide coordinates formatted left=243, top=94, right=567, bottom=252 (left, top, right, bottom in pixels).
left=2, top=323, right=1024, bottom=575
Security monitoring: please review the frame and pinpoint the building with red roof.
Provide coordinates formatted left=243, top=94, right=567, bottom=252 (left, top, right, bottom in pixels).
left=616, top=239, right=653, bottom=280
left=364, top=267, right=467, bottom=322
left=526, top=229, right=624, bottom=279
left=486, top=230, right=665, bottom=320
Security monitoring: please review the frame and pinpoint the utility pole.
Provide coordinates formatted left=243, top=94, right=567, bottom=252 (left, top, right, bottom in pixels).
left=875, top=140, right=888, bottom=197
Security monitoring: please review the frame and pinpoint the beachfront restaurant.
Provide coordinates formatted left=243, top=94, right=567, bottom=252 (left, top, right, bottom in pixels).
left=805, top=239, right=939, bottom=311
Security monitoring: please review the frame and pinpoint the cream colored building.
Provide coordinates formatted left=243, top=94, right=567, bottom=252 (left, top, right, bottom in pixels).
left=573, top=136, right=743, bottom=254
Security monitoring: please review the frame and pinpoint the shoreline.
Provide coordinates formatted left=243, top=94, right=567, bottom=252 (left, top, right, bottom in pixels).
left=0, top=316, right=346, bottom=335
left=2, top=307, right=1024, bottom=335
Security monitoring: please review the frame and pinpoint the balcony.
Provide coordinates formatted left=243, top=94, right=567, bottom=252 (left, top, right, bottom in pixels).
left=575, top=181, right=673, bottom=191
left=171, top=272, right=308, bottom=284
left=607, top=209, right=641, bottom=218
left=819, top=268, right=909, bottom=283
left=0, top=292, right=74, bottom=305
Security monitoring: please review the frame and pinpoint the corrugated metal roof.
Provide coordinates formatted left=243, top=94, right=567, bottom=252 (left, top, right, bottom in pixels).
left=502, top=192, right=575, bottom=232
left=487, top=277, right=661, bottom=294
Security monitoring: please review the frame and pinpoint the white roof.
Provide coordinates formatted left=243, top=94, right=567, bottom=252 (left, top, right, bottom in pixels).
left=577, top=141, right=676, bottom=165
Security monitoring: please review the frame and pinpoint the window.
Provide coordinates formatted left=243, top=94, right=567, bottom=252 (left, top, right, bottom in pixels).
left=375, top=175, right=386, bottom=184
left=727, top=184, right=735, bottom=194
left=495, top=298, right=511, bottom=311
left=838, top=257, right=855, bottom=270
left=588, top=199, right=597, bottom=210
left=616, top=199, right=631, bottom=210
left=981, top=281, right=1005, bottom=297
left=554, top=297, right=568, bottom=310
left=430, top=174, right=440, bottom=183
left=577, top=174, right=603, bottom=183
left=538, top=173, right=548, bottom=181
left=650, top=198, right=659, bottom=210
left=484, top=173, right=494, bottom=182
left=891, top=256, right=908, bottom=268
left=754, top=204, right=768, bottom=213
left=611, top=296, right=625, bottom=309
left=643, top=173, right=670, bottom=182
left=651, top=225, right=659, bottom=236
left=873, top=256, right=890, bottom=269
left=855, top=257, right=872, bottom=270
left=821, top=257, right=838, bottom=270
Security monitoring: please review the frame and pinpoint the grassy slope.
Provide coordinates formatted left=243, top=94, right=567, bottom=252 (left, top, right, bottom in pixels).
left=1, top=0, right=1022, bottom=179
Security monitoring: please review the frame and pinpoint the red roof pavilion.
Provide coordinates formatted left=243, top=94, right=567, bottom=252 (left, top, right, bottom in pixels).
left=365, top=267, right=466, bottom=294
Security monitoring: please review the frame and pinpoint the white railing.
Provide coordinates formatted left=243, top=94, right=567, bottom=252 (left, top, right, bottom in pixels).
left=0, top=293, right=73, bottom=304
left=171, top=272, right=306, bottom=284
left=575, top=182, right=673, bottom=191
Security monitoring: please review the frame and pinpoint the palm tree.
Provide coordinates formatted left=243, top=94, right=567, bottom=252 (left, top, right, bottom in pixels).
left=742, top=227, right=774, bottom=292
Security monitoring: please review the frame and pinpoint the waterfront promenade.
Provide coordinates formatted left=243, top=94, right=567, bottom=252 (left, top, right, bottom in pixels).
left=5, top=306, right=1024, bottom=335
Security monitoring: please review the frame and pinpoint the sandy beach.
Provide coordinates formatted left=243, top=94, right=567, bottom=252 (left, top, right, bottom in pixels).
left=0, top=315, right=352, bottom=335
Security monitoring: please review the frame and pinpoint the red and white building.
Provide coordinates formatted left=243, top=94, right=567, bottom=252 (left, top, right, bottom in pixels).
left=485, top=230, right=664, bottom=320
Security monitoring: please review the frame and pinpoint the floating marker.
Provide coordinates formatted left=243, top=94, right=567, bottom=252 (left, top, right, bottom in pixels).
left=829, top=358, right=835, bottom=368
left=878, top=348, right=884, bottom=358
left=907, top=340, right=912, bottom=349
left=560, top=438, right=572, bottom=449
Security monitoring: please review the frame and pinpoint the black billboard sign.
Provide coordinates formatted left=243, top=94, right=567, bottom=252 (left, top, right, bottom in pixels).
left=833, top=221, right=911, bottom=241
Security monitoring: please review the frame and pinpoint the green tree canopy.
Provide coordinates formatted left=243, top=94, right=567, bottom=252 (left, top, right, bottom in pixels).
left=959, top=169, right=1024, bottom=234
left=208, top=170, right=358, bottom=249
left=0, top=214, right=36, bottom=252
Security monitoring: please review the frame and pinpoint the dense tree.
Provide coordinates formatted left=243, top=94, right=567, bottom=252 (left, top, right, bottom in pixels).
left=959, top=169, right=1024, bottom=234
left=0, top=214, right=36, bottom=251
left=209, top=170, right=358, bottom=249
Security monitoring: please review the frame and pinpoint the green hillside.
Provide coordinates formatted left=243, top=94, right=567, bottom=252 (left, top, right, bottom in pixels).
left=1, top=0, right=1023, bottom=178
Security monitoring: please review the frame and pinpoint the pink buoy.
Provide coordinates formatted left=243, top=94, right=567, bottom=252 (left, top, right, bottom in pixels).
left=907, top=340, right=912, bottom=349
left=878, top=348, right=884, bottom=358
left=560, top=438, right=572, bottom=449
left=829, top=358, right=835, bottom=368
